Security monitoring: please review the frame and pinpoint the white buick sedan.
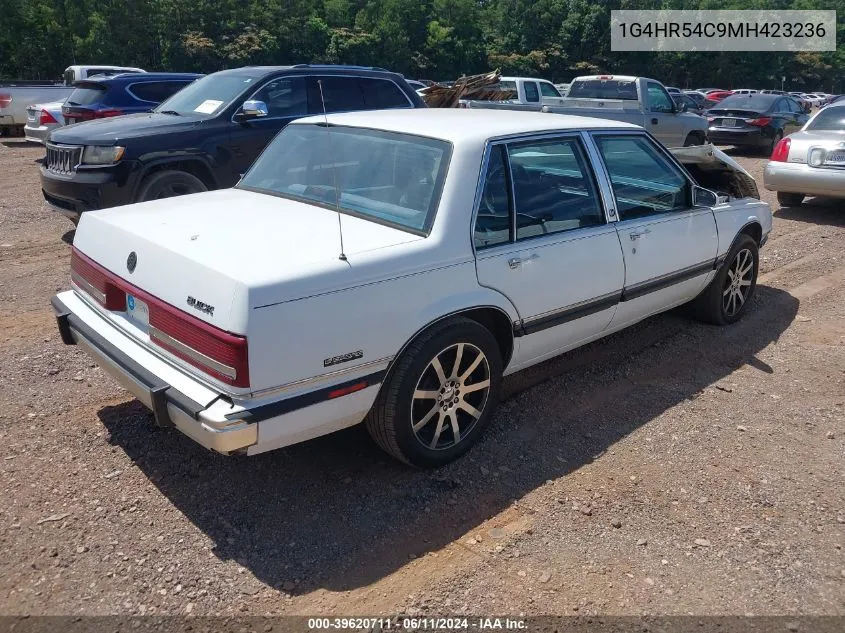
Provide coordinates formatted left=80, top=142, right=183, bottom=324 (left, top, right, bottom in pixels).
left=52, top=110, right=772, bottom=467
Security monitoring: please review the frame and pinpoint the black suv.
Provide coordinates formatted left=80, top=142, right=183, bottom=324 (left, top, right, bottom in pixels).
left=41, top=65, right=426, bottom=222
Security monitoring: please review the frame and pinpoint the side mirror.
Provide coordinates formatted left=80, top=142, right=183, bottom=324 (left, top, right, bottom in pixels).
left=677, top=101, right=688, bottom=113
left=693, top=186, right=719, bottom=207
left=235, top=100, right=268, bottom=122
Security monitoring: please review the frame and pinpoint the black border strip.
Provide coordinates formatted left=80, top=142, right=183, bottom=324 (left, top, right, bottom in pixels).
left=229, top=370, right=387, bottom=423
left=514, top=292, right=622, bottom=337
left=621, top=259, right=715, bottom=302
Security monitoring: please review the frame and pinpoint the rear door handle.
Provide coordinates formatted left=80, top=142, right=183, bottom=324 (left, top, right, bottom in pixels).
left=629, top=228, right=652, bottom=240
left=508, top=253, right=539, bottom=269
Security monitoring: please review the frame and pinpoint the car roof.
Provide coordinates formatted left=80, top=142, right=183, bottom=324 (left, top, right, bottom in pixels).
left=77, top=72, right=203, bottom=84
left=292, top=109, right=640, bottom=142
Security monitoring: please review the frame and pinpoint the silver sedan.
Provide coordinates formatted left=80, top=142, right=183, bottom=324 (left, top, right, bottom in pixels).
left=764, top=102, right=845, bottom=206
left=23, top=101, right=66, bottom=145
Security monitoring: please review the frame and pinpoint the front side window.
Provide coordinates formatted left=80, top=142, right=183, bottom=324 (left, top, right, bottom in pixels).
left=594, top=135, right=690, bottom=220
left=507, top=138, right=604, bottom=240
left=540, top=82, right=561, bottom=98
left=524, top=82, right=540, bottom=103
left=647, top=82, right=674, bottom=112
left=238, top=125, right=450, bottom=234
left=250, top=77, right=307, bottom=118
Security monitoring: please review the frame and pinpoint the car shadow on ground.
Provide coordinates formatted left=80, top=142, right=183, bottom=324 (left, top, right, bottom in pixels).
left=775, top=199, right=845, bottom=227
left=98, top=285, right=798, bottom=595
left=61, top=229, right=75, bottom=245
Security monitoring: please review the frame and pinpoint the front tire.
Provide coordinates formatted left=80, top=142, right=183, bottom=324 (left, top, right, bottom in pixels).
left=136, top=170, right=208, bottom=202
left=777, top=191, right=804, bottom=207
left=683, top=132, right=705, bottom=147
left=366, top=317, right=503, bottom=468
left=690, top=234, right=759, bottom=325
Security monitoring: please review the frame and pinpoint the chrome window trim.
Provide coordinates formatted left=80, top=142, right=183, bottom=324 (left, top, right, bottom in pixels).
left=70, top=276, right=106, bottom=305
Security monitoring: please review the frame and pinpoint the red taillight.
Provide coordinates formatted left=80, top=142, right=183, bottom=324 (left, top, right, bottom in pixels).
left=747, top=117, right=772, bottom=127
left=70, top=247, right=249, bottom=388
left=771, top=137, right=791, bottom=162
left=0, top=93, right=10, bottom=108
left=70, top=249, right=126, bottom=310
left=149, top=310, right=249, bottom=388
left=95, top=108, right=123, bottom=118
left=39, top=109, right=58, bottom=125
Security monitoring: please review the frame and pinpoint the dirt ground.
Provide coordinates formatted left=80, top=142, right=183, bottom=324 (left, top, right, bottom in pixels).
left=0, top=138, right=843, bottom=618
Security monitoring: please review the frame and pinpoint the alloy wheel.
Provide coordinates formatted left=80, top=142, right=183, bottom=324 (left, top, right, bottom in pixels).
left=410, top=343, right=491, bottom=450
left=723, top=248, right=754, bottom=317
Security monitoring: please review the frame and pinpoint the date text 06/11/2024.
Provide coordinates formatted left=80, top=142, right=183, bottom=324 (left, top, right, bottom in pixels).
left=306, top=617, right=528, bottom=630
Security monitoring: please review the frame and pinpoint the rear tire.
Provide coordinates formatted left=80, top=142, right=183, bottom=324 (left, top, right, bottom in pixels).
left=777, top=191, right=804, bottom=207
left=366, top=317, right=503, bottom=468
left=136, top=170, right=207, bottom=202
left=690, top=234, right=759, bottom=326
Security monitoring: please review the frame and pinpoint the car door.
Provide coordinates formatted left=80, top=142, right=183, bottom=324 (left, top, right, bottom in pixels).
left=228, top=76, right=309, bottom=179
left=473, top=134, right=625, bottom=368
left=645, top=81, right=684, bottom=146
left=783, top=97, right=809, bottom=132
left=588, top=132, right=719, bottom=330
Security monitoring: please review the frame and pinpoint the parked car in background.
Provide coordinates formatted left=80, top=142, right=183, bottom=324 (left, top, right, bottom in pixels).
left=672, top=92, right=708, bottom=115
left=541, top=75, right=708, bottom=147
left=821, top=95, right=845, bottom=107
left=41, top=64, right=426, bottom=223
left=788, top=93, right=813, bottom=113
left=764, top=101, right=845, bottom=206
left=706, top=93, right=809, bottom=154
left=1, top=65, right=145, bottom=136
left=732, top=89, right=758, bottom=96
left=51, top=109, right=771, bottom=466
left=59, top=72, right=202, bottom=125
left=24, top=101, right=66, bottom=144
left=705, top=90, right=734, bottom=102
left=460, top=76, right=565, bottom=110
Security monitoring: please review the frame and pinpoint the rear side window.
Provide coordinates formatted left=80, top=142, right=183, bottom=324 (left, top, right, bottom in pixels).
left=475, top=145, right=512, bottom=249
left=524, top=82, right=540, bottom=103
left=359, top=78, right=411, bottom=109
left=507, top=138, right=604, bottom=239
left=66, top=85, right=107, bottom=106
left=128, top=81, right=193, bottom=103
left=311, top=76, right=366, bottom=112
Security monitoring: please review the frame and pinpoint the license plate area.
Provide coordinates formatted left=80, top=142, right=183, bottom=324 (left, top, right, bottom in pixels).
left=825, top=150, right=845, bottom=164
left=125, top=294, right=150, bottom=331
left=721, top=118, right=737, bottom=127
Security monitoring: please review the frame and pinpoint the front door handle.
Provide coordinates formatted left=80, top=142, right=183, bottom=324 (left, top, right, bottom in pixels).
left=629, top=228, right=652, bottom=240
left=651, top=117, right=659, bottom=125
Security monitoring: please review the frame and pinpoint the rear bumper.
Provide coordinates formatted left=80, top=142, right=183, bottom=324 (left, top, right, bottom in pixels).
left=51, top=292, right=257, bottom=454
left=40, top=160, right=141, bottom=218
left=763, top=161, right=845, bottom=198
left=24, top=124, right=52, bottom=144
left=708, top=127, right=769, bottom=147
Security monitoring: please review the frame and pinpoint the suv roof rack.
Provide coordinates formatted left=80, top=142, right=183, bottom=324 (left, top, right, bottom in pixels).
left=291, top=64, right=391, bottom=72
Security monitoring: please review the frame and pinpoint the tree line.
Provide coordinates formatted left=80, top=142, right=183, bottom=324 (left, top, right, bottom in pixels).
left=1, top=0, right=843, bottom=92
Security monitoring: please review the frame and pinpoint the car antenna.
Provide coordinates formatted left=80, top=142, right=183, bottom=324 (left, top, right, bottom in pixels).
left=317, top=79, right=347, bottom=262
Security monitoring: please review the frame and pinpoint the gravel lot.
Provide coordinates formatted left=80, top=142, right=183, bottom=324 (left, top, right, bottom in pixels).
left=0, top=138, right=843, bottom=617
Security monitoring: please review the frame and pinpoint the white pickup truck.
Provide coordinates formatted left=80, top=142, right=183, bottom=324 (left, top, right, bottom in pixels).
left=52, top=109, right=770, bottom=467
left=0, top=65, right=144, bottom=136
left=541, top=75, right=709, bottom=149
left=461, top=76, right=566, bottom=110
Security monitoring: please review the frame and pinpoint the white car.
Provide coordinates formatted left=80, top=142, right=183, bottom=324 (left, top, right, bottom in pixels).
left=52, top=110, right=772, bottom=467
left=24, top=100, right=66, bottom=144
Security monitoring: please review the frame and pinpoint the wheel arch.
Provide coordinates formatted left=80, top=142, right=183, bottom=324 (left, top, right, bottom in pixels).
left=134, top=157, right=218, bottom=200
left=385, top=304, right=516, bottom=382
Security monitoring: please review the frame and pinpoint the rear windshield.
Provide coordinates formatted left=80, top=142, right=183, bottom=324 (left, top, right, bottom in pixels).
left=567, top=79, right=638, bottom=100
left=712, top=95, right=776, bottom=111
left=66, top=84, right=107, bottom=106
left=238, top=124, right=451, bottom=234
left=806, top=107, right=845, bottom=131
left=154, top=73, right=258, bottom=117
